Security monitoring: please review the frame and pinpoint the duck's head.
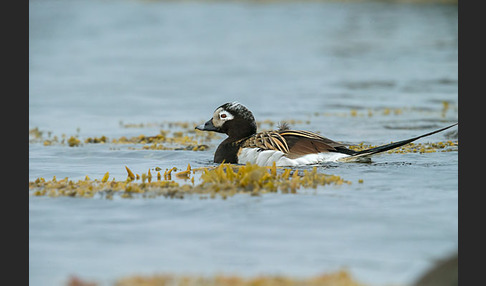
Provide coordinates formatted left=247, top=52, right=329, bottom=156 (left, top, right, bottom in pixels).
left=195, top=102, right=257, bottom=139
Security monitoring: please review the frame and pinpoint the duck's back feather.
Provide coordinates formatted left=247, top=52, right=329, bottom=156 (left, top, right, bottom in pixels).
left=236, top=129, right=354, bottom=165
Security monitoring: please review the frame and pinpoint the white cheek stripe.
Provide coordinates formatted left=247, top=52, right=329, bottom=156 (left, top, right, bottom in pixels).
left=219, top=110, right=234, bottom=121
left=212, top=108, right=234, bottom=128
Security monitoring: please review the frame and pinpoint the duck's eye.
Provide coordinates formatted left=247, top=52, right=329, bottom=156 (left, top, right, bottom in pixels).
left=217, top=110, right=233, bottom=121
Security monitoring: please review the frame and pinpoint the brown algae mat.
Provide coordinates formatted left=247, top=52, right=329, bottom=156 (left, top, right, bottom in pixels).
left=348, top=140, right=457, bottom=154
left=30, top=163, right=353, bottom=199
left=67, top=270, right=364, bottom=286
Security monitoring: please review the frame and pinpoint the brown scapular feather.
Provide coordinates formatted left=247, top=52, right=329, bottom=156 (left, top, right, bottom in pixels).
left=238, top=129, right=348, bottom=159
left=283, top=137, right=340, bottom=159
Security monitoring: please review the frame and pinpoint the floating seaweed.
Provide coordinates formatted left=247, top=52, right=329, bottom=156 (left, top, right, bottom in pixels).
left=348, top=140, right=458, bottom=154
left=66, top=269, right=364, bottom=286
left=29, top=163, right=353, bottom=199
left=85, top=136, right=108, bottom=144
left=67, top=136, right=81, bottom=147
left=115, top=270, right=364, bottom=286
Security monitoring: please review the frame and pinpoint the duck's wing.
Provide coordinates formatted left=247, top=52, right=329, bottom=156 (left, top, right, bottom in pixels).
left=278, top=130, right=351, bottom=159
left=239, top=130, right=349, bottom=159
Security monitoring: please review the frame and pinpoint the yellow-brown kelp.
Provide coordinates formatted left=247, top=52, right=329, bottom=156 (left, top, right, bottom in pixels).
left=348, top=140, right=458, bottom=154
left=29, top=163, right=352, bottom=200
left=66, top=269, right=364, bottom=286
left=29, top=121, right=218, bottom=150
left=114, top=270, right=364, bottom=286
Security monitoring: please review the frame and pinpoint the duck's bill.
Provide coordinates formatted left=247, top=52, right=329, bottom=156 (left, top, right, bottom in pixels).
left=195, top=119, right=219, bottom=132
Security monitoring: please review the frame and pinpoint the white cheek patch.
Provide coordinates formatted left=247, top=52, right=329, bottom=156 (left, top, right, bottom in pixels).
left=219, top=110, right=234, bottom=121
left=212, top=109, right=234, bottom=128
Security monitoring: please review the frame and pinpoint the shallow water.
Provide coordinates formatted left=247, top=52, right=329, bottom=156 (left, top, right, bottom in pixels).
left=29, top=0, right=457, bottom=285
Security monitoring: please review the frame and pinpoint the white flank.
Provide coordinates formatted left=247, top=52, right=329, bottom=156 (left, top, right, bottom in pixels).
left=238, top=148, right=354, bottom=167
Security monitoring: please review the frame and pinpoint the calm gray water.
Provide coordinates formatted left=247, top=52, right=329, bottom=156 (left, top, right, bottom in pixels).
left=29, top=0, right=458, bottom=285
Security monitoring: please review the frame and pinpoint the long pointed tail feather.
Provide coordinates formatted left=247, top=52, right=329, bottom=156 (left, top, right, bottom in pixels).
left=340, top=122, right=458, bottom=161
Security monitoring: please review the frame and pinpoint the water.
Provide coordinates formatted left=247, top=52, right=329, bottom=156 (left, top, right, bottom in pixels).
left=29, top=0, right=458, bottom=285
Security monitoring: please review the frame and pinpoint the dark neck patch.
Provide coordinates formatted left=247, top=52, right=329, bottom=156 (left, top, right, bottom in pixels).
left=214, top=138, right=240, bottom=163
